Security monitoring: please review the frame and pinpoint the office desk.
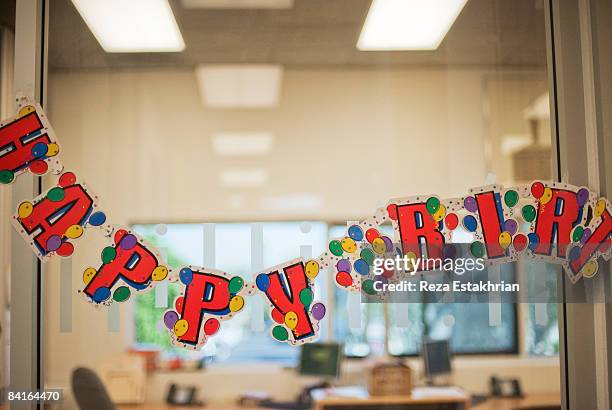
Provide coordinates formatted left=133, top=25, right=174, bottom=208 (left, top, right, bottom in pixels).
left=116, top=393, right=561, bottom=410
left=473, top=393, right=560, bottom=410
left=313, top=386, right=471, bottom=410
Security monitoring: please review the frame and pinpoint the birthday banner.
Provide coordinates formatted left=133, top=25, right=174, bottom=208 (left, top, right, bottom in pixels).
left=1, top=97, right=611, bottom=350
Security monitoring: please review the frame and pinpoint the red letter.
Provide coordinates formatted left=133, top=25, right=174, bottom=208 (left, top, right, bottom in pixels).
left=16, top=184, right=93, bottom=258
left=83, top=234, right=161, bottom=304
left=0, top=104, right=60, bottom=182
left=261, top=262, right=315, bottom=341
left=475, top=191, right=506, bottom=259
left=534, top=189, right=580, bottom=258
left=177, top=270, right=230, bottom=345
left=570, top=210, right=612, bottom=274
left=395, top=203, right=444, bottom=265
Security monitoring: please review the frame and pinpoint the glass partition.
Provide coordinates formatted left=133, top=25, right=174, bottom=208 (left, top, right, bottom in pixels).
left=42, top=0, right=561, bottom=407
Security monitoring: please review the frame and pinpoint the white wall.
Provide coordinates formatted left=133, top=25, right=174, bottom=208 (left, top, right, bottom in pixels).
left=42, top=67, right=557, bottom=407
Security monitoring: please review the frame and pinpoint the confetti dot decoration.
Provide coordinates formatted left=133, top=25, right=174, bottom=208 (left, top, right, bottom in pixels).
left=46, top=143, right=60, bottom=157
left=179, top=267, right=193, bottom=285
left=83, top=267, right=96, bottom=285
left=595, top=199, right=606, bottom=217
left=119, top=234, right=138, bottom=250
left=305, top=260, right=320, bottom=279
left=92, top=287, right=111, bottom=303
left=531, top=182, right=545, bottom=199
left=522, top=205, right=536, bottom=222
left=426, top=197, right=440, bottom=214
left=272, top=325, right=289, bottom=341
left=311, top=303, right=326, bottom=320
left=174, top=319, right=189, bottom=337
left=58, top=172, right=76, bottom=188
left=152, top=266, right=168, bottom=281
left=31, top=142, right=48, bottom=158
left=513, top=234, right=528, bottom=252
left=229, top=295, right=245, bottom=312
left=470, top=241, right=485, bottom=258
left=568, top=246, right=581, bottom=261
left=47, top=187, right=65, bottom=202
left=299, top=288, right=313, bottom=306
left=65, top=224, right=84, bottom=239
left=335, top=271, right=353, bottom=287
left=463, top=196, right=477, bottom=213
left=341, top=237, right=357, bottom=253
left=29, top=160, right=48, bottom=175
left=229, top=276, right=244, bottom=294
left=18, top=201, right=33, bottom=218
left=101, top=246, right=116, bottom=264
left=256, top=273, right=270, bottom=292
left=88, top=211, right=107, bottom=227
left=372, top=237, right=386, bottom=255
left=463, top=215, right=478, bottom=232
left=284, top=311, right=298, bottom=330
left=445, top=213, right=459, bottom=230
left=504, top=190, right=519, bottom=207
left=0, top=170, right=15, bottom=184
left=204, top=317, right=221, bottom=336
left=113, top=286, right=131, bottom=302
left=164, top=311, right=179, bottom=329
left=365, top=228, right=380, bottom=243
left=46, top=235, right=62, bottom=252
left=581, top=260, right=599, bottom=278
left=348, top=225, right=364, bottom=241
left=329, top=240, right=343, bottom=256
left=354, top=259, right=369, bottom=275
left=540, top=188, right=553, bottom=205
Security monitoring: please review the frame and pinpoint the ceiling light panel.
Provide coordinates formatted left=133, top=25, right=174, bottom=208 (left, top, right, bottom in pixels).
left=182, top=0, right=293, bottom=9
left=212, top=132, right=274, bottom=156
left=358, top=0, right=467, bottom=51
left=196, top=65, right=283, bottom=108
left=71, top=0, right=185, bottom=52
left=219, top=168, right=268, bottom=187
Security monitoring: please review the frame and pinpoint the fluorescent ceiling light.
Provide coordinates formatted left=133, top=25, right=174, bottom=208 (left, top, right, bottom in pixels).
left=71, top=0, right=185, bottom=52
left=182, top=0, right=293, bottom=9
left=259, top=194, right=323, bottom=212
left=357, top=0, right=467, bottom=51
left=219, top=168, right=268, bottom=187
left=196, top=65, right=283, bottom=108
left=212, top=132, right=274, bottom=156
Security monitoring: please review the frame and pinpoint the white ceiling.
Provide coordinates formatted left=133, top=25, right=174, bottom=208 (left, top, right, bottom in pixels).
left=49, top=0, right=547, bottom=70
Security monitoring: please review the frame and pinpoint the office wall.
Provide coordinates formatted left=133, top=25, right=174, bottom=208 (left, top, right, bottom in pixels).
left=42, top=67, right=556, bottom=405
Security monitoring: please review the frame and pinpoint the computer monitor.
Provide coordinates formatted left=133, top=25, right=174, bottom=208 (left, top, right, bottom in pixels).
left=423, top=339, right=452, bottom=380
left=298, top=342, right=342, bottom=378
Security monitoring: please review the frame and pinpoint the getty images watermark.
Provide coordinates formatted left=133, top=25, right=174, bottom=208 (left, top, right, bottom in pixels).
left=360, top=243, right=607, bottom=303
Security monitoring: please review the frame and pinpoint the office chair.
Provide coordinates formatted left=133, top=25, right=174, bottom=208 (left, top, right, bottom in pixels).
left=71, top=367, right=116, bottom=410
